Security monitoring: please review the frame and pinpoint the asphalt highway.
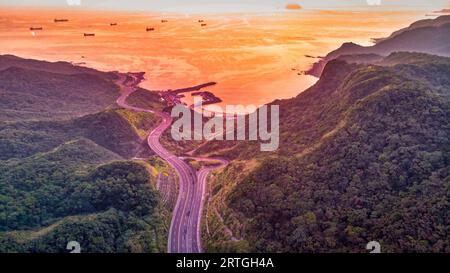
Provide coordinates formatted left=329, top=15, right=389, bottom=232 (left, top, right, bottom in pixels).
left=115, top=73, right=227, bottom=253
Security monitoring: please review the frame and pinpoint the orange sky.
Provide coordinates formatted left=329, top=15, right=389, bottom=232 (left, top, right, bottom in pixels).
left=0, top=8, right=426, bottom=108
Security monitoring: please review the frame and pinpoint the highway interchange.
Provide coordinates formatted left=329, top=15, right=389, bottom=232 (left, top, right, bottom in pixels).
left=115, top=73, right=226, bottom=253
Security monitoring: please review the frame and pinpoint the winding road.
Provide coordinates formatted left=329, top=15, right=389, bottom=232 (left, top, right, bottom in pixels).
left=115, top=73, right=226, bottom=253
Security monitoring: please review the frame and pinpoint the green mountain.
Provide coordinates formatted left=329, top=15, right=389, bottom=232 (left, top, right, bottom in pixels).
left=203, top=52, right=450, bottom=253
left=0, top=64, right=120, bottom=121
left=0, top=56, right=166, bottom=253
left=0, top=153, right=166, bottom=252
left=0, top=54, right=115, bottom=78
left=0, top=108, right=157, bottom=160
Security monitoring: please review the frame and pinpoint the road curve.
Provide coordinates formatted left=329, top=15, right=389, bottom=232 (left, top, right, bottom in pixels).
left=115, top=73, right=227, bottom=253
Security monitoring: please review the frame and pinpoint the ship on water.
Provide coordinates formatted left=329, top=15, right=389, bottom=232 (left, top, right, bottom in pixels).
left=146, top=27, right=155, bottom=31
left=83, top=33, right=95, bottom=37
left=110, top=23, right=117, bottom=26
left=29, top=27, right=43, bottom=31
left=54, top=19, right=69, bottom=23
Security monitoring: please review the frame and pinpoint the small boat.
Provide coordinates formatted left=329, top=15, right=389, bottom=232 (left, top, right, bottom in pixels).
left=30, top=27, right=43, bottom=31
left=110, top=23, right=117, bottom=26
left=201, top=23, right=207, bottom=27
left=161, top=19, right=168, bottom=23
left=198, top=20, right=204, bottom=23
left=83, top=33, right=95, bottom=37
left=146, top=27, right=155, bottom=31
left=54, top=19, right=69, bottom=23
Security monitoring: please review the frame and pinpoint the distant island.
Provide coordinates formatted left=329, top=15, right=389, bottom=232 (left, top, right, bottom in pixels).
left=191, top=91, right=223, bottom=106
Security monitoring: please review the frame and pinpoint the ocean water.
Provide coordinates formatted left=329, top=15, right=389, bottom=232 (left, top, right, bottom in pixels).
left=0, top=8, right=425, bottom=109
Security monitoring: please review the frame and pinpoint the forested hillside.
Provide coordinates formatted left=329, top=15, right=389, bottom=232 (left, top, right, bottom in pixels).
left=204, top=52, right=450, bottom=253
left=0, top=56, right=166, bottom=252
left=0, top=158, right=166, bottom=252
left=0, top=65, right=119, bottom=121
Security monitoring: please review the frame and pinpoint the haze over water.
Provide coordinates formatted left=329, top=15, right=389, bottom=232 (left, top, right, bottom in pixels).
left=0, top=8, right=426, bottom=107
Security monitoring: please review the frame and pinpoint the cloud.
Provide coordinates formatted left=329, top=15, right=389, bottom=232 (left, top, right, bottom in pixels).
left=285, top=3, right=302, bottom=10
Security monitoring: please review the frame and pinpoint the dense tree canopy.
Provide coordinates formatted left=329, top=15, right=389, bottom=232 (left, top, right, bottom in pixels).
left=0, top=56, right=167, bottom=253
left=209, top=53, right=450, bottom=253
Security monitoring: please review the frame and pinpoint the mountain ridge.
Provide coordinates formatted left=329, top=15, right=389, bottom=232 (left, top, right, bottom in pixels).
left=203, top=52, right=450, bottom=252
left=0, top=55, right=168, bottom=253
left=307, top=15, right=450, bottom=77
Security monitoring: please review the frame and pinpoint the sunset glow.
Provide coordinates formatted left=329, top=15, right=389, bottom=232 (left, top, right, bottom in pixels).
left=0, top=8, right=426, bottom=107
left=1, top=0, right=449, bottom=257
